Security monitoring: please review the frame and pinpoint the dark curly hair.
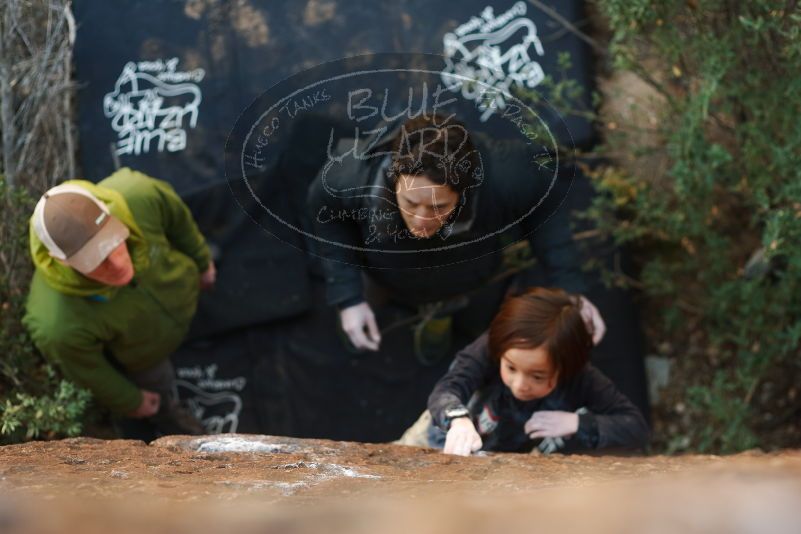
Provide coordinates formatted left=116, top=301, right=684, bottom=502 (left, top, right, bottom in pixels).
left=387, top=114, right=483, bottom=195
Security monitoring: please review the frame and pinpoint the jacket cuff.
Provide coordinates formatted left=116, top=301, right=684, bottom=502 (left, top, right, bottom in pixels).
left=192, top=244, right=212, bottom=273
left=336, top=295, right=366, bottom=310
left=110, top=383, right=144, bottom=416
left=576, top=412, right=600, bottom=449
left=432, top=402, right=468, bottom=432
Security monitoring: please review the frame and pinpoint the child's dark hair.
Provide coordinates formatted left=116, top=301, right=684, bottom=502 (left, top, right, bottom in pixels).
left=488, top=287, right=592, bottom=384
left=387, top=114, right=482, bottom=196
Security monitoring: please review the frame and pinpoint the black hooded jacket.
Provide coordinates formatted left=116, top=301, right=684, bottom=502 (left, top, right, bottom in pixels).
left=307, top=123, right=587, bottom=308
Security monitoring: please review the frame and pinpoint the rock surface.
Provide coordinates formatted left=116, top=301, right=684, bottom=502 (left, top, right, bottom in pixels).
left=1, top=435, right=800, bottom=533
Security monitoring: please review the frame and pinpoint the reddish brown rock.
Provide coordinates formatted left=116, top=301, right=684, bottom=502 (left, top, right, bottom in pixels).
left=1, top=435, right=800, bottom=533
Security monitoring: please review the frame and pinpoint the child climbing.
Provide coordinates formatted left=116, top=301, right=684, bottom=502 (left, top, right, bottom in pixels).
left=427, top=287, right=649, bottom=455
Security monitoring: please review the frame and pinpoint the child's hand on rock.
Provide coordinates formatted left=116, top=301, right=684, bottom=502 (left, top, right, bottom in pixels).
left=444, top=417, right=482, bottom=456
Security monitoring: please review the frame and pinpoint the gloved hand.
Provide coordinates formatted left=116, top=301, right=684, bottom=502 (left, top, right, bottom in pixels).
left=524, top=410, right=579, bottom=440
left=579, top=295, right=606, bottom=345
left=129, top=389, right=161, bottom=418
left=339, top=302, right=382, bottom=351
left=443, top=417, right=483, bottom=456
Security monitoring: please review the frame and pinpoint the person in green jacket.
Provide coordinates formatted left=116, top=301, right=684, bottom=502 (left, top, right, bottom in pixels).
left=23, top=167, right=216, bottom=438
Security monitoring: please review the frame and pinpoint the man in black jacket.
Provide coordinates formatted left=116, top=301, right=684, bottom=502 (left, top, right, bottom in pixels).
left=307, top=114, right=605, bottom=355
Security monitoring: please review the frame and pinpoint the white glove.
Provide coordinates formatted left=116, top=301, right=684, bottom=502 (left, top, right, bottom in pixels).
left=524, top=410, right=579, bottom=440
left=443, top=417, right=483, bottom=456
left=579, top=295, right=606, bottom=345
left=339, top=302, right=381, bottom=351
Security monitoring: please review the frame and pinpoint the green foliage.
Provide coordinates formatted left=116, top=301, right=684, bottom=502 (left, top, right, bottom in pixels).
left=586, top=0, right=801, bottom=452
left=521, top=0, right=801, bottom=452
left=1, top=369, right=91, bottom=442
left=0, top=177, right=91, bottom=444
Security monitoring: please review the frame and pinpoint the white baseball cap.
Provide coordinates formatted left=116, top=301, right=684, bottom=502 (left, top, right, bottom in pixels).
left=32, top=184, right=130, bottom=274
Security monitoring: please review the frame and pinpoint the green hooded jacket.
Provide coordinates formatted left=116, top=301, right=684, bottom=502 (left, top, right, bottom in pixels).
left=23, top=168, right=211, bottom=415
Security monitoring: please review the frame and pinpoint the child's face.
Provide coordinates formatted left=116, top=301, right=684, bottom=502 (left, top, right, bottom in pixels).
left=500, top=345, right=558, bottom=402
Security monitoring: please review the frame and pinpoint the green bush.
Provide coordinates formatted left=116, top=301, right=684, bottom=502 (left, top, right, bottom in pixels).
left=585, top=0, right=801, bottom=452
left=520, top=0, right=800, bottom=452
left=0, top=177, right=91, bottom=444
left=1, top=370, right=91, bottom=441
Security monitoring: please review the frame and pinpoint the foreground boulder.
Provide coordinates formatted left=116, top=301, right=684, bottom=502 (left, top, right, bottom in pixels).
left=1, top=434, right=800, bottom=533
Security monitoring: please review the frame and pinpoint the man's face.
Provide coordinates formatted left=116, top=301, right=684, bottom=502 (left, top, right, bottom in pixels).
left=394, top=174, right=460, bottom=238
left=500, top=345, right=558, bottom=402
left=82, top=241, right=135, bottom=286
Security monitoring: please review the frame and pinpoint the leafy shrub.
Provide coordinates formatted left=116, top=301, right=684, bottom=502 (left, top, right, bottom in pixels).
left=586, top=0, right=801, bottom=452
left=1, top=370, right=91, bottom=442
left=0, top=0, right=88, bottom=444
left=0, top=177, right=91, bottom=444
left=521, top=0, right=800, bottom=453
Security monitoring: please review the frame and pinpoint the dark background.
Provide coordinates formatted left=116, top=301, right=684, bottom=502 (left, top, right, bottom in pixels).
left=72, top=0, right=647, bottom=441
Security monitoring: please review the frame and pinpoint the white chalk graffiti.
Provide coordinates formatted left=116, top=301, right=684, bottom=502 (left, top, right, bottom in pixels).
left=176, top=364, right=245, bottom=434
left=103, top=58, right=205, bottom=156
left=441, top=1, right=545, bottom=121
